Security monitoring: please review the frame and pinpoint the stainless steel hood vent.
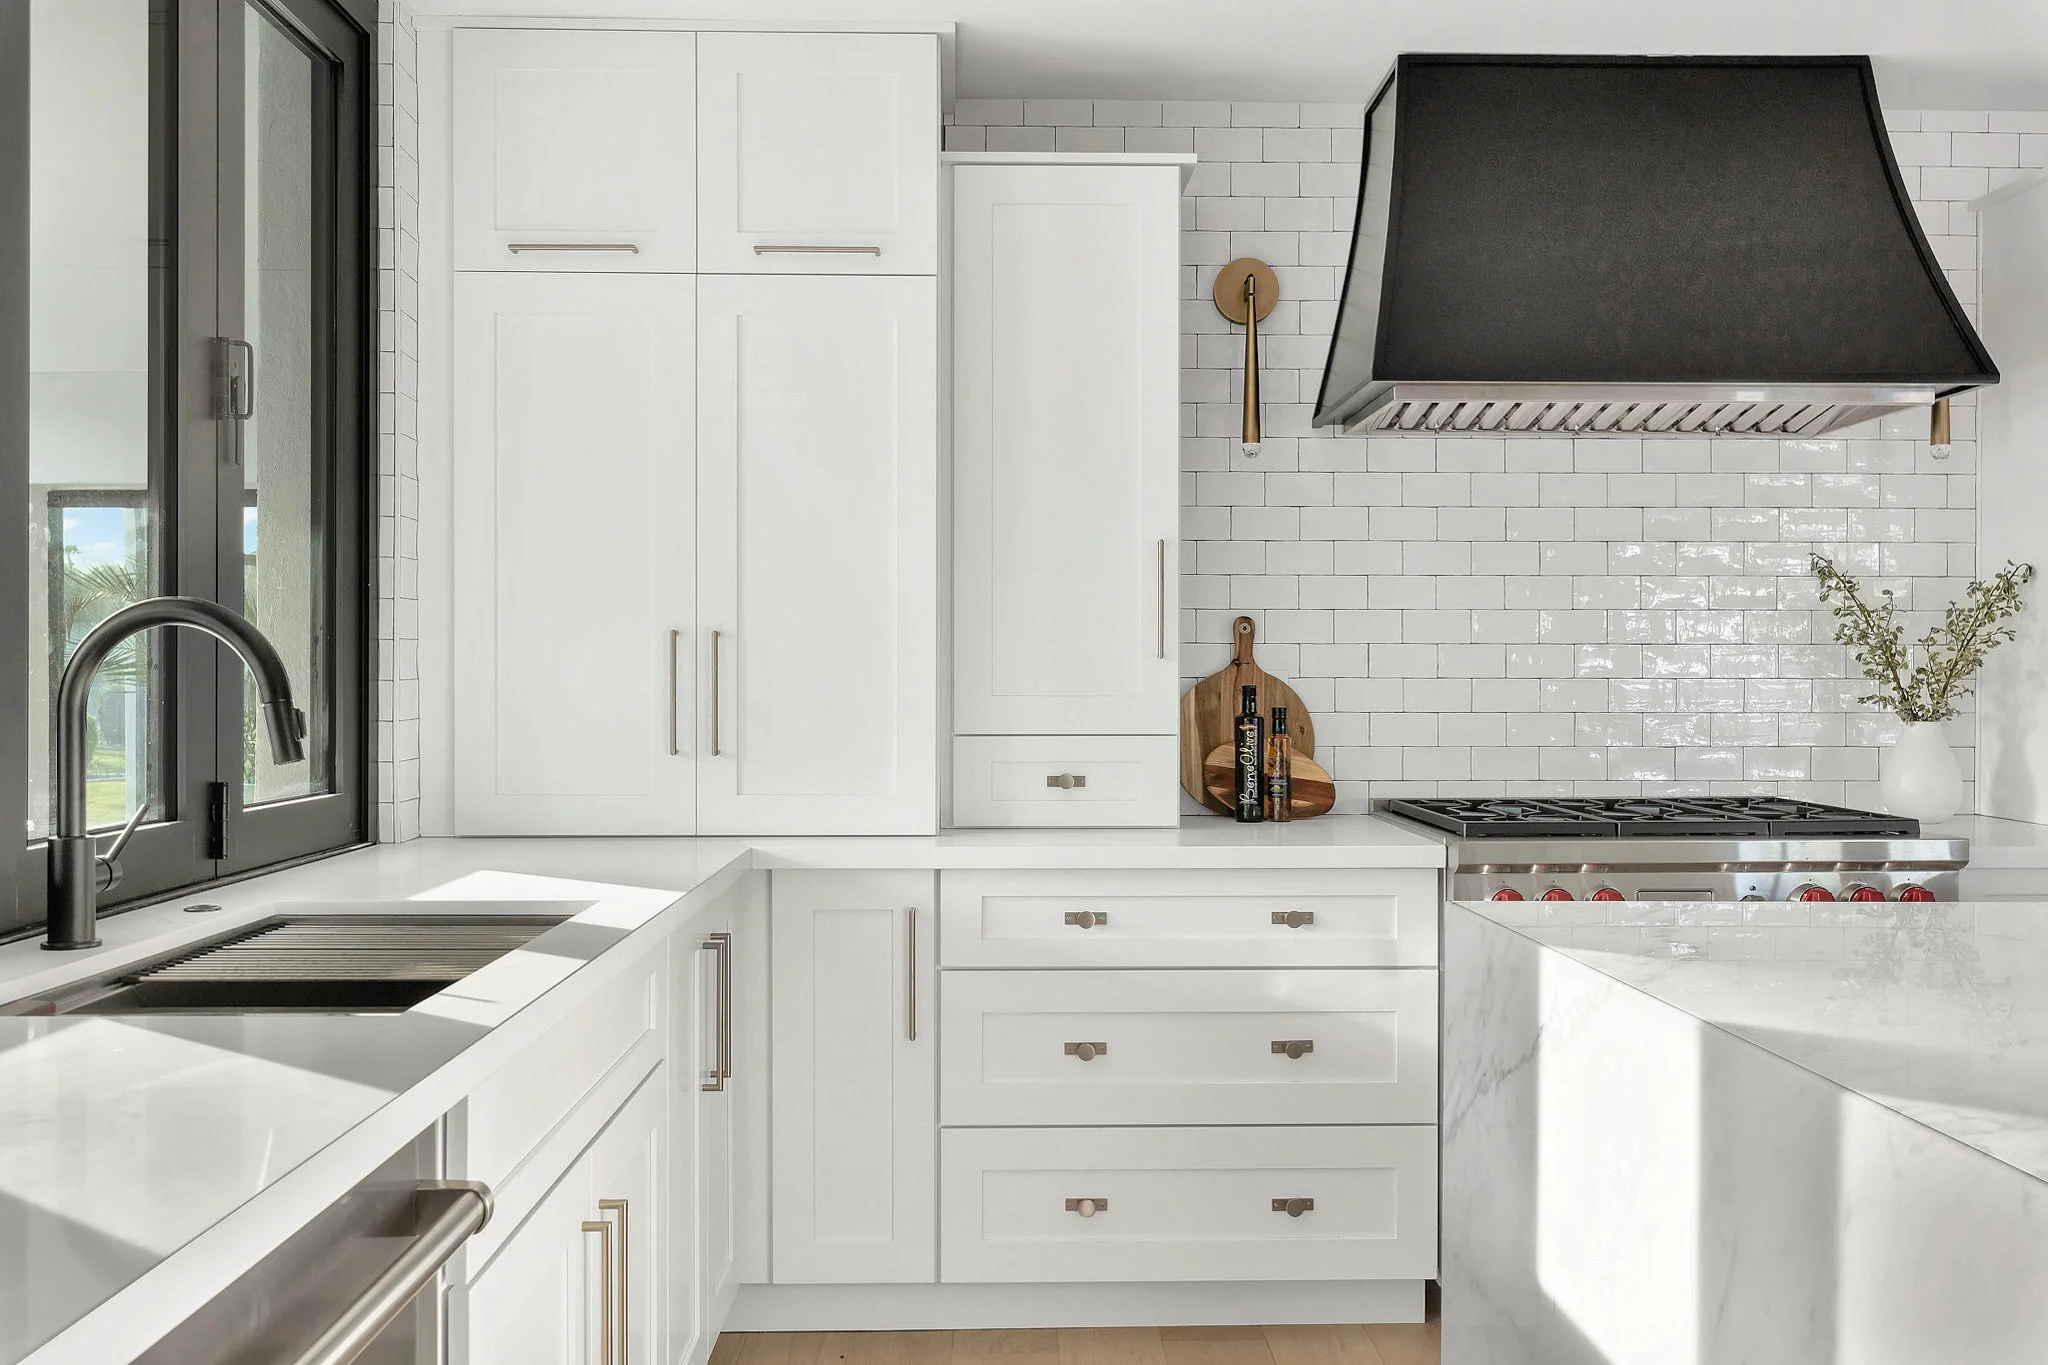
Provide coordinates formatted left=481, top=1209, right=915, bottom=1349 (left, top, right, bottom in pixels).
left=1314, top=56, right=1998, bottom=437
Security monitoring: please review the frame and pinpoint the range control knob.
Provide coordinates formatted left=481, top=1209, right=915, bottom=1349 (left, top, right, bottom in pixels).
left=1792, top=884, right=1836, bottom=902
left=1490, top=889, right=1525, bottom=901
left=1897, top=885, right=1936, bottom=902
left=1540, top=888, right=1575, bottom=901
left=1591, top=887, right=1625, bottom=902
left=1846, top=885, right=1887, bottom=902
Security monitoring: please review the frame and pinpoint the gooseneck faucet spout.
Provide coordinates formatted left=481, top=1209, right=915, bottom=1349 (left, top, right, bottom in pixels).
left=46, top=596, right=306, bottom=951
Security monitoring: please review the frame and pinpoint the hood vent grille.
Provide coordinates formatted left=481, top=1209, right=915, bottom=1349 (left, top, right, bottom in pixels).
left=1358, top=387, right=1926, bottom=437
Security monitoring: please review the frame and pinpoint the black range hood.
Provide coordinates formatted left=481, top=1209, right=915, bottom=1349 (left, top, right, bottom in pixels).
left=1314, top=55, right=1998, bottom=438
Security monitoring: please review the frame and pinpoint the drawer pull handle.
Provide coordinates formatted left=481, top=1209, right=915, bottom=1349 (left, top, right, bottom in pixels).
left=1271, top=1039, right=1314, bottom=1060
left=1064, top=910, right=1109, bottom=929
left=1064, top=1041, right=1108, bottom=1061
left=1273, top=1198, right=1315, bottom=1218
left=753, top=244, right=883, bottom=256
left=1066, top=1197, right=1109, bottom=1217
left=1272, top=909, right=1315, bottom=929
left=507, top=241, right=640, bottom=253
left=1046, top=772, right=1087, bottom=790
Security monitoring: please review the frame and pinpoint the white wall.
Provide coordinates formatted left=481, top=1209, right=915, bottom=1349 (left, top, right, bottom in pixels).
left=950, top=102, right=2048, bottom=813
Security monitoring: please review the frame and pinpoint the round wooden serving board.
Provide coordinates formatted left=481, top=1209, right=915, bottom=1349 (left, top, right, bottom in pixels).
left=1201, top=743, right=1337, bottom=820
left=1179, top=616, right=1316, bottom=816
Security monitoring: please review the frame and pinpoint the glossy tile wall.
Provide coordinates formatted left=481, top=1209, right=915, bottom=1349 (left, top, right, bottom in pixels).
left=948, top=103, right=2048, bottom=813
left=375, top=0, right=421, bottom=842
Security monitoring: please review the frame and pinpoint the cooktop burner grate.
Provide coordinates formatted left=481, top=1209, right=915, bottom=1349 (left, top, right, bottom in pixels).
left=1383, top=796, right=1922, bottom=839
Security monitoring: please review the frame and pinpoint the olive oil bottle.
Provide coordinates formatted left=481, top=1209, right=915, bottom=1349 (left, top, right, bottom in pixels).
left=1265, top=706, right=1294, bottom=822
left=1233, top=685, right=1265, bottom=822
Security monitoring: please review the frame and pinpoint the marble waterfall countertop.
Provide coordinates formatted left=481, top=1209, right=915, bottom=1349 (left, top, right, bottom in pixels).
left=0, top=817, right=1443, bottom=1365
left=1459, top=892, right=2048, bottom=1185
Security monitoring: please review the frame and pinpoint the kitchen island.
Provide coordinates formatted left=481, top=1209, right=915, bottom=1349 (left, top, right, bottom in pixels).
left=1444, top=893, right=2048, bottom=1365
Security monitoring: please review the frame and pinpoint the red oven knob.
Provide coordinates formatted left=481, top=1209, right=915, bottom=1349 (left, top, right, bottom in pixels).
left=1591, top=887, right=1625, bottom=902
left=1540, top=888, right=1575, bottom=901
left=1490, top=889, right=1525, bottom=901
left=1897, top=885, right=1936, bottom=902
left=1792, top=884, right=1836, bottom=902
left=1846, top=885, right=1887, bottom=902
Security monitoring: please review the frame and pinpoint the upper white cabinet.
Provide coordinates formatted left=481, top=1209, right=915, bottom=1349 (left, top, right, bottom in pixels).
left=696, top=274, right=937, bottom=834
left=950, top=159, right=1182, bottom=824
left=453, top=29, right=696, bottom=271
left=696, top=33, right=938, bottom=274
left=450, top=271, right=695, bottom=834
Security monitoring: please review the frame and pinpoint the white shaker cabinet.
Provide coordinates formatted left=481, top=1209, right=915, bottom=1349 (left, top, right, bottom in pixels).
left=450, top=272, right=695, bottom=834
left=770, top=871, right=937, bottom=1284
left=696, top=32, right=938, bottom=274
left=452, top=28, right=696, bottom=271
left=950, top=159, right=1182, bottom=825
left=695, top=275, right=937, bottom=835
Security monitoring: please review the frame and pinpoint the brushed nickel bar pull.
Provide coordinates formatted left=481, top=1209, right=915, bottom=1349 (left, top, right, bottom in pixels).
left=701, top=933, right=732, bottom=1091
left=709, top=630, right=722, bottom=757
left=598, top=1198, right=629, bottom=1363
left=1273, top=1197, right=1314, bottom=1217
left=1272, top=909, right=1315, bottom=929
left=286, top=1182, right=492, bottom=1365
left=507, top=242, right=640, bottom=253
left=1066, top=1197, right=1109, bottom=1217
left=668, top=630, right=680, bottom=757
left=1064, top=910, right=1108, bottom=929
left=1272, top=1039, right=1314, bottom=1060
left=582, top=1217, right=616, bottom=1365
left=906, top=907, right=918, bottom=1042
left=752, top=244, right=882, bottom=256
left=1064, top=1041, right=1107, bottom=1061
left=1157, top=539, right=1168, bottom=659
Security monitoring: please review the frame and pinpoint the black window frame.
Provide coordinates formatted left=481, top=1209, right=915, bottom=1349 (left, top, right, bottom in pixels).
left=0, top=0, right=376, bottom=942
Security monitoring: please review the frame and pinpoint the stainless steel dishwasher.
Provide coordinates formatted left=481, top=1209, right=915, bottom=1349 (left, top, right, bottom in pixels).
left=132, top=1128, right=490, bottom=1365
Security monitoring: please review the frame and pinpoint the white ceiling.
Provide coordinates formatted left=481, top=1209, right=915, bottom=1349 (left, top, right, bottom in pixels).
left=421, top=0, right=2048, bottom=110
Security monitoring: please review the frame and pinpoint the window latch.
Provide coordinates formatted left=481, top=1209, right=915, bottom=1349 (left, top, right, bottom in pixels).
left=206, top=781, right=230, bottom=861
left=212, top=337, right=255, bottom=422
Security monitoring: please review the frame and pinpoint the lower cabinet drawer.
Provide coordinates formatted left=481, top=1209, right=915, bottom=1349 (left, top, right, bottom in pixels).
left=940, top=1125, right=1439, bottom=1283
left=951, top=736, right=1178, bottom=827
left=940, top=968, right=1438, bottom=1125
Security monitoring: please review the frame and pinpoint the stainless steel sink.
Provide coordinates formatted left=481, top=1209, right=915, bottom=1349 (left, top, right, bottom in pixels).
left=4, top=913, right=570, bottom=1015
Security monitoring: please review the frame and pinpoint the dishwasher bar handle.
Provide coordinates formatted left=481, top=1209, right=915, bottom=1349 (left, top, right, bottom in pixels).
left=288, top=1181, right=493, bottom=1365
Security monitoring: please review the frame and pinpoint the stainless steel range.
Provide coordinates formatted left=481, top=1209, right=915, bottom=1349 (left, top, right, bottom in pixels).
left=1381, top=796, right=1968, bottom=903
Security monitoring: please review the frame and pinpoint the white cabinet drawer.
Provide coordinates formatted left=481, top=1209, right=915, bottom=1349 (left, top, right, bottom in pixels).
left=940, top=1125, right=1438, bottom=1283
left=939, top=868, right=1440, bottom=967
left=951, top=736, right=1178, bottom=827
left=940, top=969, right=1437, bottom=1126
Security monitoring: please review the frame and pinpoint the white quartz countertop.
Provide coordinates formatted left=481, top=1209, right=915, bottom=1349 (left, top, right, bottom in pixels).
left=0, top=816, right=1437, bottom=1364
left=1929, top=813, right=2048, bottom=867
left=1456, top=893, right=2048, bottom=1188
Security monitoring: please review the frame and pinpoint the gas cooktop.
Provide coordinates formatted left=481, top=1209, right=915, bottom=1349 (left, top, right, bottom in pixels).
left=1382, top=796, right=1922, bottom=840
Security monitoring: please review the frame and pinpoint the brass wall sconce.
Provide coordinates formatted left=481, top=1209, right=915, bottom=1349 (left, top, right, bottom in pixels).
left=1213, top=257, right=1278, bottom=455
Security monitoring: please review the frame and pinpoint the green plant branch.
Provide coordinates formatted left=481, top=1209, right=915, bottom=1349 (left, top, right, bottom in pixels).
left=1812, top=554, right=2036, bottom=724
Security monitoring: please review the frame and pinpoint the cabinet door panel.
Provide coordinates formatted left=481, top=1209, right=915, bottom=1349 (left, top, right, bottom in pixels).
left=589, top=1071, right=665, bottom=1365
left=466, top=1159, right=595, bottom=1364
left=451, top=273, right=694, bottom=833
left=453, top=29, right=695, bottom=270
left=770, top=871, right=936, bottom=1283
left=697, top=275, right=936, bottom=834
left=952, top=164, right=1180, bottom=735
left=697, top=33, right=937, bottom=273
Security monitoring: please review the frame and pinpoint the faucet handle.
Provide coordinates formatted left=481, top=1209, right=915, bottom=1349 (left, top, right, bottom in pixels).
left=94, top=804, right=151, bottom=893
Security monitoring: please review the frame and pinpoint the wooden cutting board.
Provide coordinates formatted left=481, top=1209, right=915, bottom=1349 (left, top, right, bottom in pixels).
left=1179, top=615, right=1317, bottom=816
left=1202, top=743, right=1337, bottom=820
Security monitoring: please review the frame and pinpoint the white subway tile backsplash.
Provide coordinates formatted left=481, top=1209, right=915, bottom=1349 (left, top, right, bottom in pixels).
left=947, top=98, right=2017, bottom=811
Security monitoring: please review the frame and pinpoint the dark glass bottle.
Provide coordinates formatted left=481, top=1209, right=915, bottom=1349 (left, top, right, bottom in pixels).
left=1233, top=684, right=1265, bottom=822
left=1265, top=706, right=1294, bottom=822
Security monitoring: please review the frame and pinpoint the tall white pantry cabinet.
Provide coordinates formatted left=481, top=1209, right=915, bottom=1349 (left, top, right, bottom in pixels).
left=949, top=156, right=1186, bottom=827
left=445, top=27, right=939, bottom=836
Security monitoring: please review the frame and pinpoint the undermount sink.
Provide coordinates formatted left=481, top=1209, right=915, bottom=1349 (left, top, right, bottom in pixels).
left=5, top=913, right=571, bottom=1016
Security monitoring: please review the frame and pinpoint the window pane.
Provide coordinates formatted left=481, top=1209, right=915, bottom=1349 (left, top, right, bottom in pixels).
left=27, top=0, right=166, bottom=839
left=242, top=2, right=334, bottom=806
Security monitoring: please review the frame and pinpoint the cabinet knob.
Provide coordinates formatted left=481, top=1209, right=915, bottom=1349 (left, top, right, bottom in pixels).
left=1272, top=909, right=1315, bottom=929
left=1065, top=910, right=1108, bottom=929
left=1046, top=772, right=1088, bottom=790
left=1065, top=1041, right=1108, bottom=1061
left=1273, top=1197, right=1315, bottom=1218
left=1066, top=1197, right=1108, bottom=1217
left=1271, top=1039, right=1314, bottom=1060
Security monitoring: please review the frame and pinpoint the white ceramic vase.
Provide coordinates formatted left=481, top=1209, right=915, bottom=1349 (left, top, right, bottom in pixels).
left=1880, top=721, right=1964, bottom=822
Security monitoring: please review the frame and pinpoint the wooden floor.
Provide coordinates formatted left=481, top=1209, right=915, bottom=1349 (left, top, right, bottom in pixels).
left=710, top=1323, right=1440, bottom=1365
